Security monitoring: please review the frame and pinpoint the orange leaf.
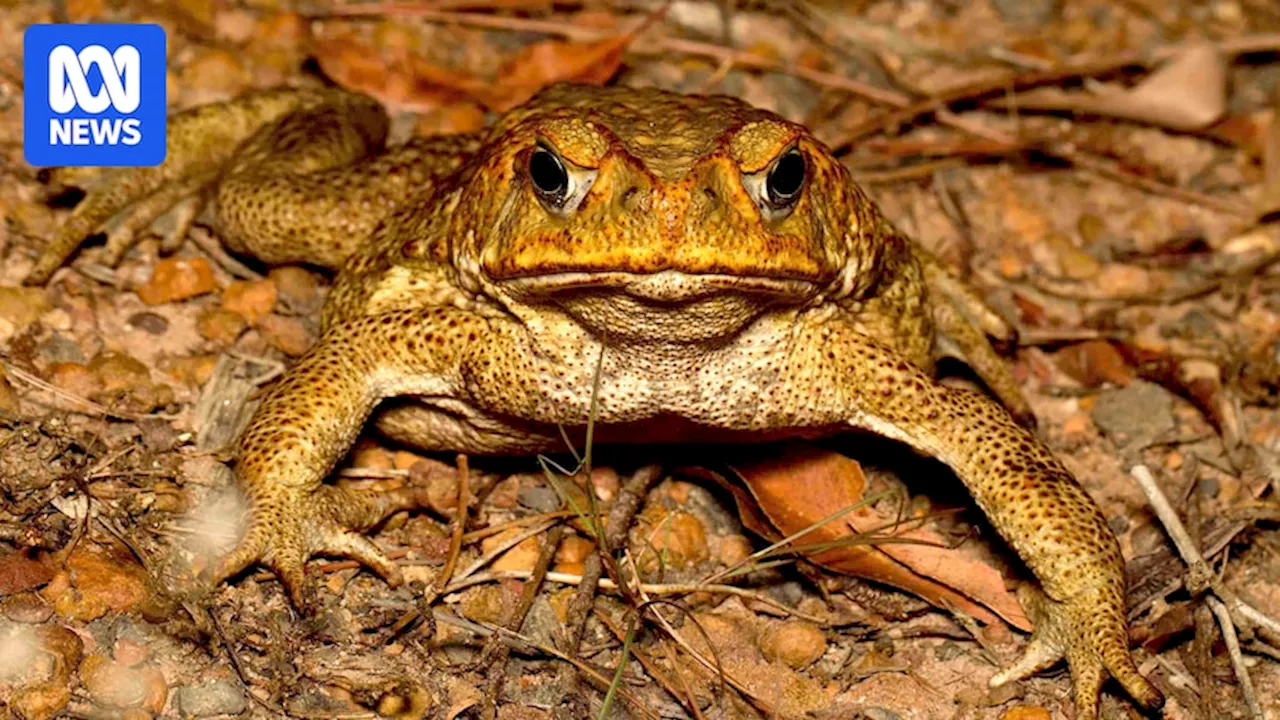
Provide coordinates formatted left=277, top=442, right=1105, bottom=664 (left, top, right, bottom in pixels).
left=490, top=35, right=632, bottom=111
left=0, top=550, right=56, bottom=595
left=313, top=34, right=488, bottom=113
left=734, top=444, right=1030, bottom=630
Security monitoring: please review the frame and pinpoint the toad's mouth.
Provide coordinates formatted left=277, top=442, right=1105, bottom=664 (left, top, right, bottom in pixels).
left=497, top=270, right=820, bottom=303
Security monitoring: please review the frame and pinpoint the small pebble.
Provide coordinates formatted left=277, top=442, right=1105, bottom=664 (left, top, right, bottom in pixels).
left=260, top=314, right=312, bottom=356
left=0, top=286, right=52, bottom=332
left=47, top=362, right=102, bottom=398
left=136, top=257, right=216, bottom=305
left=485, top=531, right=542, bottom=574
left=175, top=678, right=248, bottom=717
left=196, top=308, right=248, bottom=346
left=36, top=333, right=84, bottom=365
left=1, top=593, right=55, bottom=623
left=555, top=534, right=594, bottom=563
left=458, top=585, right=508, bottom=625
left=758, top=620, right=827, bottom=669
left=221, top=279, right=277, bottom=325
left=635, top=509, right=708, bottom=570
left=715, top=533, right=753, bottom=566
left=126, top=312, right=169, bottom=335
left=79, top=653, right=168, bottom=711
left=268, top=266, right=323, bottom=314
left=517, top=486, right=561, bottom=513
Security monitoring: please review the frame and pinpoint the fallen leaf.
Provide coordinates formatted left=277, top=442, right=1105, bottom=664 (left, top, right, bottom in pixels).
left=726, top=444, right=1030, bottom=630
left=313, top=33, right=488, bottom=113
left=996, top=44, right=1226, bottom=132
left=490, top=35, right=631, bottom=111
left=0, top=550, right=56, bottom=595
left=1053, top=340, right=1136, bottom=388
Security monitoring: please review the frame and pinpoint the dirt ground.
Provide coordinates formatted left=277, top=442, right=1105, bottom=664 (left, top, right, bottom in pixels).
left=2, top=1, right=1280, bottom=719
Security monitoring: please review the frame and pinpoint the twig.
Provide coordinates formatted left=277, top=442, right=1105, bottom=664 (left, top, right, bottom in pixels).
left=188, top=225, right=263, bottom=281
left=833, top=34, right=1280, bottom=147
left=479, top=525, right=565, bottom=720
left=562, top=464, right=662, bottom=656
left=2, top=361, right=142, bottom=421
left=432, top=454, right=471, bottom=599
left=1129, top=464, right=1272, bottom=720
left=441, top=569, right=826, bottom=624
left=1038, top=142, right=1252, bottom=218
left=1185, top=479, right=1219, bottom=720
left=430, top=609, right=663, bottom=720
left=1205, top=595, right=1262, bottom=719
left=453, top=518, right=558, bottom=584
left=595, top=607, right=706, bottom=720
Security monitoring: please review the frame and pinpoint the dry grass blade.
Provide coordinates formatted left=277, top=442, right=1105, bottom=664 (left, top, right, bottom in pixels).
left=430, top=610, right=664, bottom=720
left=701, top=488, right=885, bottom=586
left=598, top=612, right=638, bottom=720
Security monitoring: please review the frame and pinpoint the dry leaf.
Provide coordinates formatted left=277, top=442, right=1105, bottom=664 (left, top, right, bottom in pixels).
left=489, top=35, right=632, bottom=111
left=1053, top=340, right=1136, bottom=388
left=313, top=34, right=487, bottom=113
left=997, top=44, right=1226, bottom=132
left=0, top=550, right=56, bottom=595
left=729, top=444, right=1030, bottom=630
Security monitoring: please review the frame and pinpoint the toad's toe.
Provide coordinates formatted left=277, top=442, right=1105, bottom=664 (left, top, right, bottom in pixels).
left=995, top=583, right=1163, bottom=720
left=208, top=483, right=417, bottom=611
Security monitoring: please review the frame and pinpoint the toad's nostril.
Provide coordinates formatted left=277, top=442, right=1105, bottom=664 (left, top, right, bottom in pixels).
left=703, top=187, right=717, bottom=203
left=621, top=185, right=647, bottom=211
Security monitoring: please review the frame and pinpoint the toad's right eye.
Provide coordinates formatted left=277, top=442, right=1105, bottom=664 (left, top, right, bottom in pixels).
left=529, top=146, right=569, bottom=205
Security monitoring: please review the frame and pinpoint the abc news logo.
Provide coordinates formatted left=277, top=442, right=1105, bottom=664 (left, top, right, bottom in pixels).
left=24, top=24, right=167, bottom=167
left=48, top=44, right=143, bottom=146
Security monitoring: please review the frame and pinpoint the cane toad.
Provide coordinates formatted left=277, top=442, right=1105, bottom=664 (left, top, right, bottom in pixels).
left=28, top=84, right=1162, bottom=718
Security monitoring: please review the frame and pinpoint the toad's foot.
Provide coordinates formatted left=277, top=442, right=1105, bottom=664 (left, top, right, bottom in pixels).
left=992, top=583, right=1164, bottom=720
left=211, top=482, right=429, bottom=610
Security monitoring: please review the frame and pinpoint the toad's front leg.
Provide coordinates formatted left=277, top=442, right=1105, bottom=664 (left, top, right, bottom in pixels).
left=213, top=307, right=493, bottom=609
left=780, top=322, right=1163, bottom=719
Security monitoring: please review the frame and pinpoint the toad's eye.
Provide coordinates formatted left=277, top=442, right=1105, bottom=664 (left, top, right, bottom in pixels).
left=529, top=146, right=569, bottom=203
left=766, top=149, right=806, bottom=207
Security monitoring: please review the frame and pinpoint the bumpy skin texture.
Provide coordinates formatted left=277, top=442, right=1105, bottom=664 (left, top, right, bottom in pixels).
left=31, top=84, right=1161, bottom=718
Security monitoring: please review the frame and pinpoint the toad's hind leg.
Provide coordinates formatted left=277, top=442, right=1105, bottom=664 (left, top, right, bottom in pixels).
left=26, top=88, right=476, bottom=284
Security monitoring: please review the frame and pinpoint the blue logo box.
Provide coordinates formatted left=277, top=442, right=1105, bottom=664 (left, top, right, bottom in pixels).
left=24, top=24, right=167, bottom=167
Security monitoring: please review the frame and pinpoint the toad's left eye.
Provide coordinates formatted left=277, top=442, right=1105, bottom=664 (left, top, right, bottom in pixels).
left=529, top=146, right=569, bottom=203
left=766, top=149, right=806, bottom=207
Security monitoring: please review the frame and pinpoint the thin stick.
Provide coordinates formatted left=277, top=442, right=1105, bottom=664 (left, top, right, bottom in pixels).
left=431, top=610, right=663, bottom=720
left=433, top=454, right=471, bottom=598
left=442, top=569, right=827, bottom=624
left=1128, top=465, right=1270, bottom=719
left=1206, top=595, right=1263, bottom=720
left=479, top=524, right=564, bottom=720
